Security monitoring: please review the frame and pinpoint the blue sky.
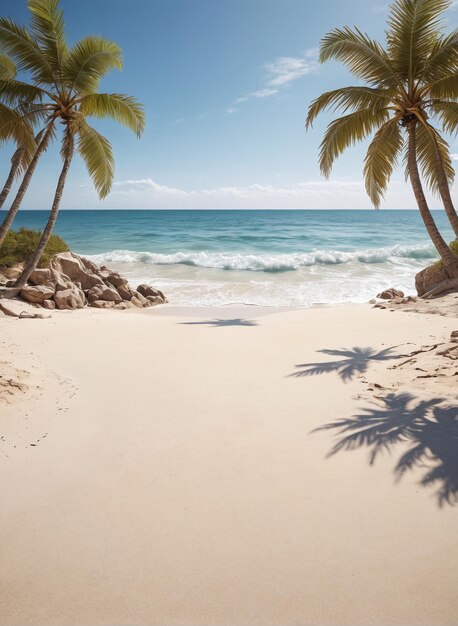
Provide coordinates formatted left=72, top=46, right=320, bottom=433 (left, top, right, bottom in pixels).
left=1, top=0, right=457, bottom=209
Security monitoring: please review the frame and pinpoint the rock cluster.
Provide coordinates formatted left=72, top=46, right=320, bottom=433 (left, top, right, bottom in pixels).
left=2, top=252, right=167, bottom=311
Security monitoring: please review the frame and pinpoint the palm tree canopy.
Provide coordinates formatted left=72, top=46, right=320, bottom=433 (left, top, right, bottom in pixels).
left=0, top=0, right=145, bottom=198
left=306, top=0, right=458, bottom=208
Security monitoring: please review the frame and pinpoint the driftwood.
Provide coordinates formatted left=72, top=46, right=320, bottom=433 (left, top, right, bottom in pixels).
left=0, top=302, right=49, bottom=319
left=421, top=278, right=458, bottom=299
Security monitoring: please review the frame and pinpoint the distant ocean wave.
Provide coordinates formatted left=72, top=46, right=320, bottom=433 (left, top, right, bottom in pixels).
left=87, top=243, right=437, bottom=273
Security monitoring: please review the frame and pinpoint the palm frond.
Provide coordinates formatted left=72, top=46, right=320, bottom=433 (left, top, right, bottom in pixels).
left=421, top=28, right=458, bottom=81
left=0, top=79, right=46, bottom=107
left=306, top=86, right=393, bottom=129
left=0, top=103, right=36, bottom=150
left=386, top=0, right=450, bottom=84
left=0, top=17, right=56, bottom=86
left=430, top=100, right=458, bottom=136
left=64, top=36, right=122, bottom=95
left=78, top=93, right=145, bottom=137
left=364, top=118, right=403, bottom=207
left=0, top=53, right=16, bottom=80
left=28, top=0, right=67, bottom=82
left=427, top=72, right=458, bottom=99
left=319, top=108, right=389, bottom=177
left=319, top=27, right=400, bottom=88
left=76, top=120, right=114, bottom=198
left=404, top=121, right=454, bottom=191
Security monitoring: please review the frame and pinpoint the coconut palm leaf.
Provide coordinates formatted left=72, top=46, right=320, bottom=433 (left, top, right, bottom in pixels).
left=319, top=27, right=400, bottom=88
left=431, top=100, right=458, bottom=136
left=28, top=0, right=67, bottom=79
left=64, top=36, right=122, bottom=95
left=0, top=53, right=16, bottom=80
left=77, top=120, right=114, bottom=198
left=427, top=73, right=458, bottom=99
left=0, top=17, right=56, bottom=86
left=386, top=0, right=449, bottom=83
left=0, top=79, right=47, bottom=107
left=319, top=108, right=389, bottom=177
left=413, top=121, right=455, bottom=191
left=306, top=86, right=393, bottom=129
left=79, top=93, right=145, bottom=137
left=364, top=118, right=404, bottom=207
left=421, top=28, right=458, bottom=81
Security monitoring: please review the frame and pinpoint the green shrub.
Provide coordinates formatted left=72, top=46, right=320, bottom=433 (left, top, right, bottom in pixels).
left=435, top=239, right=458, bottom=268
left=0, top=228, right=69, bottom=268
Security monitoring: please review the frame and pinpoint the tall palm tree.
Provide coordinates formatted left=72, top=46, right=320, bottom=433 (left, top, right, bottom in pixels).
left=0, top=0, right=145, bottom=293
left=0, top=53, right=37, bottom=208
left=306, top=0, right=458, bottom=276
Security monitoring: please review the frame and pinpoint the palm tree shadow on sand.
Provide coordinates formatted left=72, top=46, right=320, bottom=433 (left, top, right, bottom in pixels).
left=180, top=318, right=258, bottom=328
left=313, top=392, right=458, bottom=508
left=290, top=346, right=398, bottom=383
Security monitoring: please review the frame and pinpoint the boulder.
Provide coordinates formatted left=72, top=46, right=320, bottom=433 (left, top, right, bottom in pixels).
left=114, top=302, right=129, bottom=310
left=137, top=283, right=166, bottom=301
left=87, top=284, right=122, bottom=303
left=117, top=284, right=132, bottom=300
left=28, top=268, right=55, bottom=287
left=146, top=295, right=164, bottom=306
left=54, top=285, right=85, bottom=310
left=415, top=264, right=451, bottom=297
left=102, top=270, right=128, bottom=290
left=129, top=290, right=150, bottom=307
left=42, top=299, right=56, bottom=310
left=89, top=300, right=116, bottom=309
left=50, top=252, right=104, bottom=291
left=20, top=284, right=55, bottom=304
left=0, top=265, right=23, bottom=281
left=376, top=288, right=405, bottom=300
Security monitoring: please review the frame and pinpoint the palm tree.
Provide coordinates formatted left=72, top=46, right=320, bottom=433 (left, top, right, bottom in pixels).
left=0, top=53, right=37, bottom=209
left=0, top=0, right=145, bottom=294
left=306, top=0, right=458, bottom=276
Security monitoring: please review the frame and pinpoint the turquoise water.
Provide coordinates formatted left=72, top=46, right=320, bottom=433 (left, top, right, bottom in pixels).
left=10, top=209, right=454, bottom=306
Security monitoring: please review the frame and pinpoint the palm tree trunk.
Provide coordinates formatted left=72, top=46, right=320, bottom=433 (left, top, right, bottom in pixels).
left=407, top=123, right=458, bottom=275
left=12, top=133, right=74, bottom=292
left=0, top=123, right=54, bottom=248
left=432, top=142, right=458, bottom=239
left=0, top=160, right=20, bottom=209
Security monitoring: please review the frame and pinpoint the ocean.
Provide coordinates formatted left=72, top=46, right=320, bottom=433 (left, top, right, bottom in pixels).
left=10, top=209, right=454, bottom=306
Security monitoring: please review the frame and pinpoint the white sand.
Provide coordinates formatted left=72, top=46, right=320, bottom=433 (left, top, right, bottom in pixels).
left=1, top=303, right=457, bottom=625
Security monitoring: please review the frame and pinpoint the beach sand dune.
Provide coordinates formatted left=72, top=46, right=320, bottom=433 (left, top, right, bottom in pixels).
left=1, top=304, right=457, bottom=625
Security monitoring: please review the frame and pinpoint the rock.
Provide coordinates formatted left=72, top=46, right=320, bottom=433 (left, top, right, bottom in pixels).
left=146, top=295, right=164, bottom=306
left=41, top=299, right=56, bottom=310
left=20, top=284, right=55, bottom=304
left=50, top=252, right=104, bottom=291
left=87, top=284, right=122, bottom=303
left=376, top=288, right=405, bottom=300
left=117, top=284, right=132, bottom=300
left=89, top=300, right=116, bottom=309
left=28, top=268, right=54, bottom=287
left=103, top=270, right=128, bottom=289
left=53, top=285, right=85, bottom=310
left=451, top=331, right=458, bottom=344
left=137, top=283, right=166, bottom=301
left=129, top=290, right=150, bottom=307
left=415, top=264, right=451, bottom=297
left=114, top=302, right=128, bottom=310
left=0, top=265, right=23, bottom=280
left=50, top=269, right=73, bottom=292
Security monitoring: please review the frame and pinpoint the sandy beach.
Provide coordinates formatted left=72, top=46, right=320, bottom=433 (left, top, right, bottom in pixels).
left=1, top=301, right=457, bottom=626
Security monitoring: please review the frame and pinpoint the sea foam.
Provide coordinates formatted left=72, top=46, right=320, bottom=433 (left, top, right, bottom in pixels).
left=87, top=242, right=437, bottom=273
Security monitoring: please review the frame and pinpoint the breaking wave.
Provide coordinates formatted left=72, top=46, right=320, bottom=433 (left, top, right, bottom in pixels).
left=87, top=243, right=437, bottom=273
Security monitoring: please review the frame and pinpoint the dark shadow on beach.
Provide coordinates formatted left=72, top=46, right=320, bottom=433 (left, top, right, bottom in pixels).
left=180, top=318, right=258, bottom=327
left=290, top=346, right=398, bottom=383
left=313, top=392, right=458, bottom=507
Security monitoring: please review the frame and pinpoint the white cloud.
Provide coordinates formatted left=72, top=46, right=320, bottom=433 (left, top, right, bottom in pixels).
left=226, top=107, right=238, bottom=114
left=265, top=54, right=317, bottom=87
left=229, top=49, right=318, bottom=110
left=451, top=153, right=458, bottom=161
left=78, top=176, right=447, bottom=210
